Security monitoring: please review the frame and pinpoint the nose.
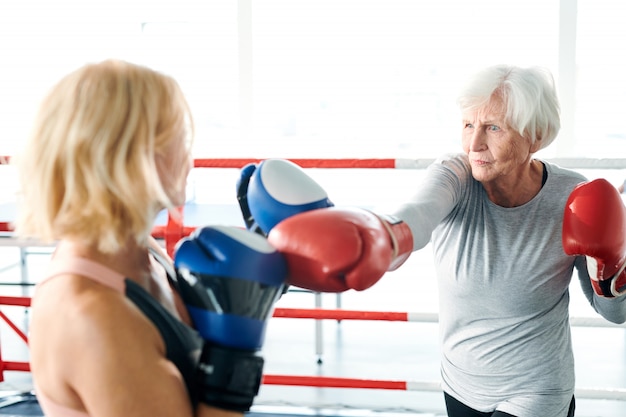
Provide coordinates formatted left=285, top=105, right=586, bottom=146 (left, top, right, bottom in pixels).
left=468, top=128, right=487, bottom=152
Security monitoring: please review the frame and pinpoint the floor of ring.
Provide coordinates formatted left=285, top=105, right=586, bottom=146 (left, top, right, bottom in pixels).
left=0, top=245, right=625, bottom=417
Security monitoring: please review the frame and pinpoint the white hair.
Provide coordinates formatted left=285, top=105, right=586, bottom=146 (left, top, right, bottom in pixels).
left=457, top=65, right=560, bottom=150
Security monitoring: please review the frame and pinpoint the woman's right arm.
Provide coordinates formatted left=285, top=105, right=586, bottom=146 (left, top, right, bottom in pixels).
left=389, top=154, right=466, bottom=251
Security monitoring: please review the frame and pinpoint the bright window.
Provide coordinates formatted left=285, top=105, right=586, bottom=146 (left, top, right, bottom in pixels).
left=2, top=1, right=625, bottom=160
left=575, top=0, right=626, bottom=158
left=251, top=0, right=559, bottom=158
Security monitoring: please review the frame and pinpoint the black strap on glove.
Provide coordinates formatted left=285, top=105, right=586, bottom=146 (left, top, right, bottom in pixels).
left=196, top=343, right=264, bottom=412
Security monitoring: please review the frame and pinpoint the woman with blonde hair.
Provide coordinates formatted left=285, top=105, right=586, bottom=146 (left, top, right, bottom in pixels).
left=14, top=59, right=285, bottom=417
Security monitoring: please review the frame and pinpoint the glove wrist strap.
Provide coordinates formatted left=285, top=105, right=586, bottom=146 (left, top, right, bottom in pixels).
left=610, top=262, right=626, bottom=297
left=376, top=213, right=413, bottom=271
left=196, top=343, right=264, bottom=412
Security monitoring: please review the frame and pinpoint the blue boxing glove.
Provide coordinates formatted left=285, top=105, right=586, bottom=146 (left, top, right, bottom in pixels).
left=245, top=159, right=334, bottom=235
left=173, top=225, right=287, bottom=412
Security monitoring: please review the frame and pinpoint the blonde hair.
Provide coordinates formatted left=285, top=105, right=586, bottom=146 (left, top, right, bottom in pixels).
left=13, top=59, right=194, bottom=253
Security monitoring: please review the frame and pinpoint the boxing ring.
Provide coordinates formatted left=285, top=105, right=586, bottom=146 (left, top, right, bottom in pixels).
left=1, top=157, right=626, bottom=415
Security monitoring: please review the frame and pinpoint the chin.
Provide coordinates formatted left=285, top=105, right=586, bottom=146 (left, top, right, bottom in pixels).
left=469, top=167, right=483, bottom=179
left=470, top=169, right=491, bottom=184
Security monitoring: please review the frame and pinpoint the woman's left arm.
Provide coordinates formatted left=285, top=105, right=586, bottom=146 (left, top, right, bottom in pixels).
left=576, top=256, right=626, bottom=324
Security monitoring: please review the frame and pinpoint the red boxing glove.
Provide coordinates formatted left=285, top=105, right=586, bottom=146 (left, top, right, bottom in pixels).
left=267, top=207, right=413, bottom=292
left=562, top=178, right=626, bottom=297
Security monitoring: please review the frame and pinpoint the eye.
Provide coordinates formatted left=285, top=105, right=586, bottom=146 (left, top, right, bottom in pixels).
left=464, top=123, right=474, bottom=129
left=488, top=125, right=500, bottom=132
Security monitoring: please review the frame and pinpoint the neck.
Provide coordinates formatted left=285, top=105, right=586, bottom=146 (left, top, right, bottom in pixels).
left=55, top=237, right=182, bottom=320
left=56, top=238, right=152, bottom=285
left=484, top=159, right=545, bottom=208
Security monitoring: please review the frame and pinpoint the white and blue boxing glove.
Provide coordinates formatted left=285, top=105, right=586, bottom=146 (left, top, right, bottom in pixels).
left=236, top=163, right=265, bottom=235
left=173, top=225, right=287, bottom=412
left=237, top=159, right=334, bottom=236
left=244, top=159, right=414, bottom=293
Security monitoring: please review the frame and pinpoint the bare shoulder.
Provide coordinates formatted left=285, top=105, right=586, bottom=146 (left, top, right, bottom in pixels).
left=30, top=274, right=194, bottom=416
left=31, top=273, right=159, bottom=350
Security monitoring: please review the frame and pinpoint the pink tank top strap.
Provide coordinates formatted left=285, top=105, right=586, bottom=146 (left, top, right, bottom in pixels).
left=42, top=256, right=126, bottom=293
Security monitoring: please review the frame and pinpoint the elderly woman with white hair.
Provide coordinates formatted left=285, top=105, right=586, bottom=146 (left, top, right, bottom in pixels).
left=244, top=65, right=626, bottom=417
left=389, top=65, right=626, bottom=417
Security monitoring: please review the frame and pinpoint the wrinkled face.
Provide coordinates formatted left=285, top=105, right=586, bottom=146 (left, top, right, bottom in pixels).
left=461, top=97, right=537, bottom=184
left=156, top=131, right=193, bottom=207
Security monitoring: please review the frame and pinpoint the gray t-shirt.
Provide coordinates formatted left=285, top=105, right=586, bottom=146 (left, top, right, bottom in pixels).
left=392, top=153, right=626, bottom=416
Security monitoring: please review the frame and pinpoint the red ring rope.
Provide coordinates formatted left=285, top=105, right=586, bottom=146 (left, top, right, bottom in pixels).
left=3, top=156, right=623, bottom=253
left=0, top=296, right=31, bottom=307
left=1, top=157, right=401, bottom=169
left=262, top=375, right=408, bottom=390
left=193, top=158, right=398, bottom=169
left=273, top=308, right=410, bottom=322
left=3, top=156, right=626, bottom=169
left=0, top=310, right=28, bottom=344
